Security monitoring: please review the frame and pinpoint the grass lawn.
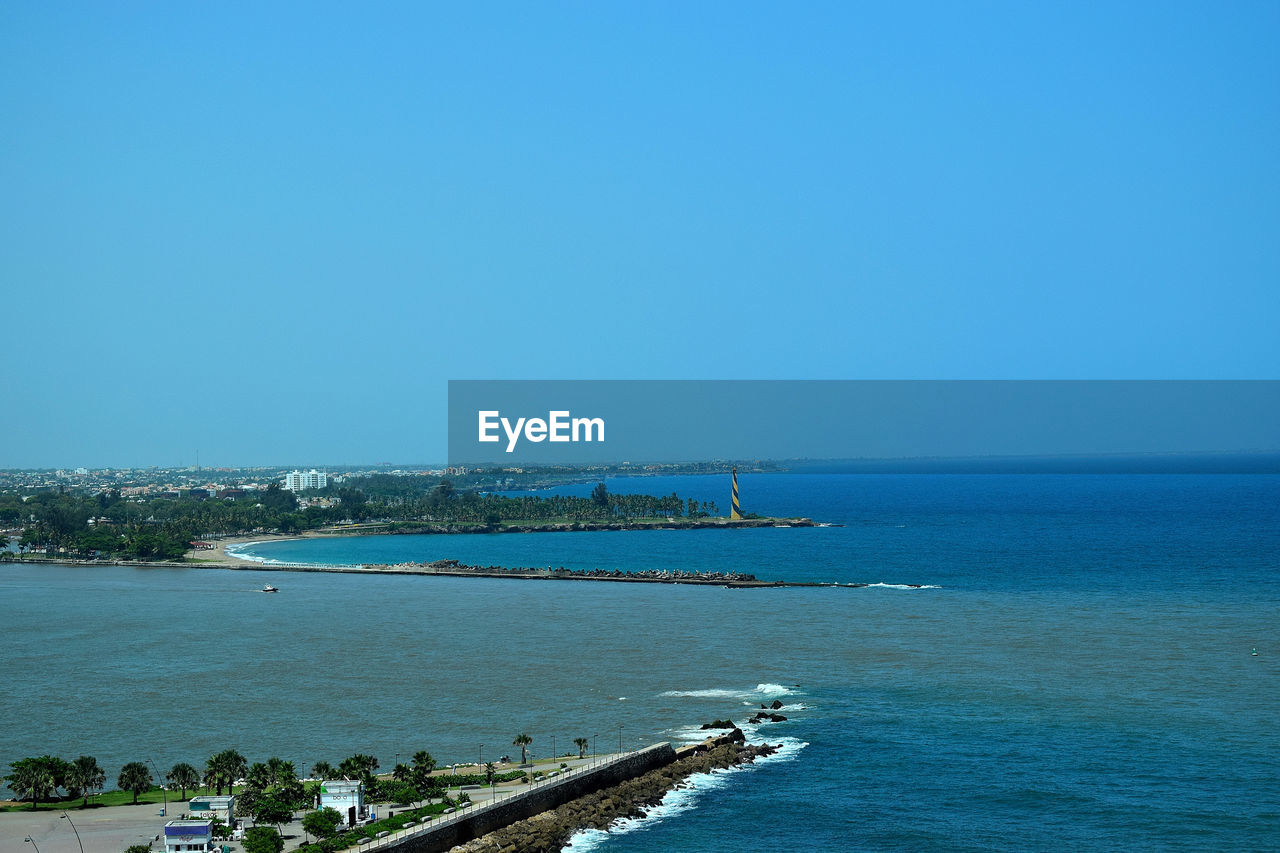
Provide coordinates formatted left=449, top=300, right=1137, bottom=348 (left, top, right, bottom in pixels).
left=3, top=785, right=218, bottom=812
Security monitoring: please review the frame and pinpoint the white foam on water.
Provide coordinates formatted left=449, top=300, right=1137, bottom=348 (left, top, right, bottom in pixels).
left=661, top=683, right=802, bottom=701
left=561, top=767, right=739, bottom=851
left=754, top=682, right=798, bottom=697
left=864, top=582, right=941, bottom=590
left=562, top=739, right=810, bottom=850
left=224, top=542, right=265, bottom=561
left=660, top=688, right=750, bottom=699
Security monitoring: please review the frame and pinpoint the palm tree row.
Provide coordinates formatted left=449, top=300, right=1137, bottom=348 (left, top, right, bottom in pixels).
left=8, top=736, right=594, bottom=811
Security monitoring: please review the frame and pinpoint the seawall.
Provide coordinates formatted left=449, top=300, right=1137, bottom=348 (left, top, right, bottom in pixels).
left=379, top=744, right=677, bottom=853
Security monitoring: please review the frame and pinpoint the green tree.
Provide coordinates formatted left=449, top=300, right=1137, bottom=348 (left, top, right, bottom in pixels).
left=126, top=846, right=153, bottom=853
left=513, top=733, right=532, bottom=765
left=484, top=762, right=496, bottom=785
left=5, top=757, right=55, bottom=809
left=411, top=750, right=436, bottom=792
left=205, top=749, right=247, bottom=796
left=302, top=807, right=343, bottom=841
left=166, top=762, right=200, bottom=800
left=277, top=777, right=307, bottom=810
left=431, top=479, right=456, bottom=502
left=391, top=763, right=411, bottom=783
left=246, top=762, right=273, bottom=791
left=337, top=753, right=378, bottom=779
left=267, top=757, right=295, bottom=787
left=590, top=482, right=609, bottom=507
left=69, top=755, right=106, bottom=806
left=574, top=738, right=589, bottom=759
left=243, top=825, right=284, bottom=853
left=310, top=760, right=334, bottom=780
left=117, top=762, right=152, bottom=804
left=254, top=795, right=294, bottom=835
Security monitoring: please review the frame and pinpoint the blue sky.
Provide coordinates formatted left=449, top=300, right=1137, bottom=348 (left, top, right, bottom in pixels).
left=2, top=2, right=1277, bottom=467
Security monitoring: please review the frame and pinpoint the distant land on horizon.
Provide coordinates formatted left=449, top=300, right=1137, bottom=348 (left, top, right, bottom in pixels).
left=5, top=451, right=1279, bottom=477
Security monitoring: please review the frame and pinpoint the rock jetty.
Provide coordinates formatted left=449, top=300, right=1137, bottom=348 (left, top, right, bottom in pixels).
left=452, top=732, right=777, bottom=853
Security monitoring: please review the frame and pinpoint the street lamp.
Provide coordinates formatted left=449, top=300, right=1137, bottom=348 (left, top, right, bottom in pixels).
left=146, top=758, right=167, bottom=816
left=24, top=838, right=40, bottom=853
left=592, top=734, right=597, bottom=766
left=618, top=724, right=623, bottom=755
left=60, top=814, right=84, bottom=853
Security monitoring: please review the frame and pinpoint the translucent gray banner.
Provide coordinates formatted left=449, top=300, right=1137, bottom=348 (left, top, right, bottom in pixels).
left=447, top=380, right=1280, bottom=466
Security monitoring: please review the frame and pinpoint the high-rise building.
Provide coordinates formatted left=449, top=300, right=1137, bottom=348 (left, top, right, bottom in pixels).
left=284, top=469, right=328, bottom=491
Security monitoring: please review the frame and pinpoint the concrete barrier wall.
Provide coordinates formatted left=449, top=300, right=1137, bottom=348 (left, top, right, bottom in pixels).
left=383, top=743, right=677, bottom=853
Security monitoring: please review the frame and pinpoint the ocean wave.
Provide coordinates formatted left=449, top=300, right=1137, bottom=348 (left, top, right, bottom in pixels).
left=223, top=542, right=264, bottom=561
left=660, top=683, right=801, bottom=701
left=561, top=767, right=736, bottom=851
left=863, top=582, right=941, bottom=590
left=562, top=741, right=809, bottom=851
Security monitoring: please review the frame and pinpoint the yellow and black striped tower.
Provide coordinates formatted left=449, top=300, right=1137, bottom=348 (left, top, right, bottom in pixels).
left=731, top=466, right=743, bottom=519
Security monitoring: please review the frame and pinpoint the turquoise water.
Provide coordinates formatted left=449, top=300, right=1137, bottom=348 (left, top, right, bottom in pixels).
left=2, top=474, right=1277, bottom=850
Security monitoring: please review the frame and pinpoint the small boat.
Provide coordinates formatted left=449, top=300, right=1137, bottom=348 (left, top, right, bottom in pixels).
left=261, top=584, right=279, bottom=593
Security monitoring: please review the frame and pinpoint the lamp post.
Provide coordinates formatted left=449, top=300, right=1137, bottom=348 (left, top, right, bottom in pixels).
left=592, top=734, right=597, bottom=766
left=146, top=758, right=167, bottom=816
left=618, top=724, right=623, bottom=755
left=24, top=837, right=40, bottom=853
left=60, top=814, right=84, bottom=853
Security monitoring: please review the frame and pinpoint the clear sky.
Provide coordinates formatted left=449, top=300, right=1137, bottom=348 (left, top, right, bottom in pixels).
left=2, top=2, right=1277, bottom=468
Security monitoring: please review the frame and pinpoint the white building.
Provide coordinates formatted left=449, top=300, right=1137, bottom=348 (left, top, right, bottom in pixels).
left=163, top=819, right=214, bottom=853
left=284, top=469, right=328, bottom=491
left=187, top=795, right=234, bottom=822
left=318, top=780, right=364, bottom=825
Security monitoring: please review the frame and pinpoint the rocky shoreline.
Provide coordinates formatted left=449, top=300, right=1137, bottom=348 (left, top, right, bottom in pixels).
left=453, top=731, right=777, bottom=853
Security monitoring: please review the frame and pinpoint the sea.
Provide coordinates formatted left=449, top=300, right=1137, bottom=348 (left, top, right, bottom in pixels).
left=2, top=473, right=1277, bottom=851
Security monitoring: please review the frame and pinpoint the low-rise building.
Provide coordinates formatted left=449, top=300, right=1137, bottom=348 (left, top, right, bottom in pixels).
left=163, top=819, right=214, bottom=853
left=318, top=780, right=364, bottom=825
left=187, top=794, right=234, bottom=822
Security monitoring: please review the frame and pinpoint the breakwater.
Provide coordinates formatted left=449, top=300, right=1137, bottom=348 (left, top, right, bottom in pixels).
left=374, top=733, right=774, bottom=853
left=14, top=557, right=915, bottom=589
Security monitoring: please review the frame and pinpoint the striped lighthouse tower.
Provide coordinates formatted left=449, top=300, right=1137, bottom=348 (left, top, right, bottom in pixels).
left=731, top=466, right=743, bottom=519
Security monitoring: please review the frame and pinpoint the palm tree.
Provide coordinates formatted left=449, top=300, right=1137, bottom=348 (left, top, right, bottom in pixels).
left=310, top=761, right=335, bottom=781
left=338, top=754, right=378, bottom=780
left=275, top=761, right=296, bottom=787
left=5, top=759, right=54, bottom=810
left=411, top=751, right=436, bottom=774
left=410, top=751, right=436, bottom=792
left=246, top=762, right=273, bottom=791
left=70, top=756, right=106, bottom=806
left=513, top=733, right=532, bottom=766
left=118, top=762, right=152, bottom=805
left=223, top=751, right=247, bottom=796
left=204, top=753, right=225, bottom=795
left=166, top=763, right=200, bottom=800
left=483, top=763, right=496, bottom=785
left=391, top=763, right=411, bottom=783
left=205, top=750, right=247, bottom=796
left=573, top=738, right=589, bottom=759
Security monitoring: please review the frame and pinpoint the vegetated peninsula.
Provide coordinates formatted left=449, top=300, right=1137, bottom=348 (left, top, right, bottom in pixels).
left=0, top=463, right=801, bottom=565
